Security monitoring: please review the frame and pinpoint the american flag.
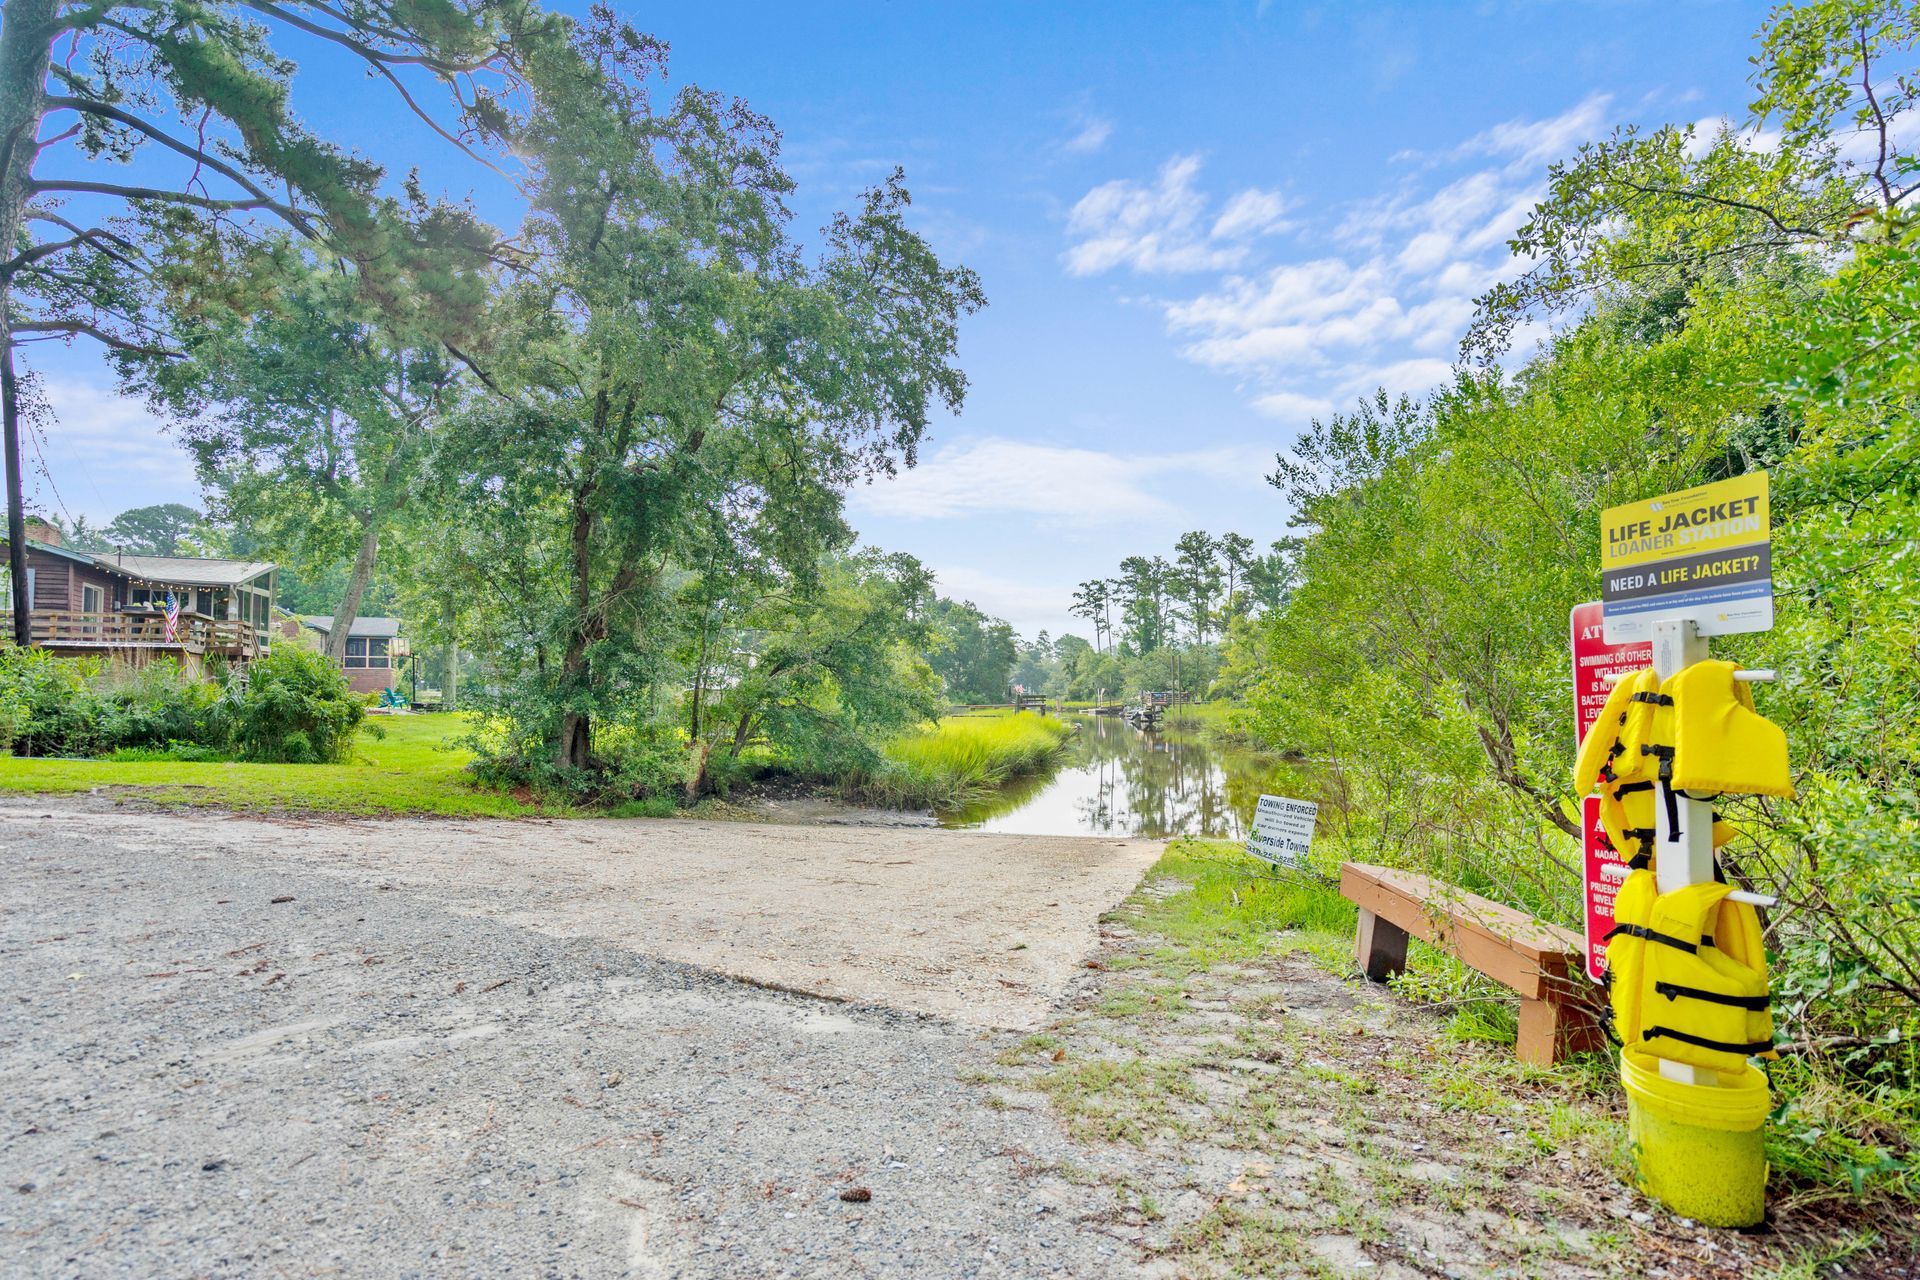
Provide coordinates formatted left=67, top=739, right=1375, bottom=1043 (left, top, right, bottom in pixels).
left=164, top=590, right=180, bottom=642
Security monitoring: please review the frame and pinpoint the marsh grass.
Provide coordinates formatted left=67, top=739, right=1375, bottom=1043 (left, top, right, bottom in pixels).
left=1158, top=699, right=1268, bottom=748
left=850, top=710, right=1075, bottom=810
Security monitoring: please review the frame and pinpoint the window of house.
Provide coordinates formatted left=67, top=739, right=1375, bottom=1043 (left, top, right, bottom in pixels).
left=346, top=637, right=391, bottom=668
left=81, top=584, right=104, bottom=615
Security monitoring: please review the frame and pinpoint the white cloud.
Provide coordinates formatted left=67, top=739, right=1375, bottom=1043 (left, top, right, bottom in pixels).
left=1212, top=188, right=1294, bottom=240
left=30, top=379, right=197, bottom=521
left=1164, top=258, right=1391, bottom=335
left=1096, top=97, right=1631, bottom=421
left=930, top=565, right=1072, bottom=629
left=1063, top=156, right=1295, bottom=276
left=853, top=436, right=1267, bottom=525
left=1250, top=391, right=1335, bottom=422
left=1335, top=357, right=1457, bottom=402
left=1062, top=116, right=1113, bottom=155
left=1457, top=93, right=1613, bottom=168
left=1064, top=155, right=1248, bottom=276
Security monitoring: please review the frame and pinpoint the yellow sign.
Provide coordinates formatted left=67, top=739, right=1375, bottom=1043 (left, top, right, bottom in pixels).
left=1600, top=472, right=1772, bottom=642
left=1602, top=472, right=1768, bottom=571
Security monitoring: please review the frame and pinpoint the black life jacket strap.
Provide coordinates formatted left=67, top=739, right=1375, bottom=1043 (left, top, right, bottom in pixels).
left=1629, top=692, right=1674, bottom=706
left=1654, top=981, right=1770, bottom=1011
left=1644, top=1026, right=1773, bottom=1056
left=1599, top=923, right=1698, bottom=954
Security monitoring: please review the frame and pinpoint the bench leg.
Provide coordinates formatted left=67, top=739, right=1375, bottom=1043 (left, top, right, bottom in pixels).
left=1517, top=997, right=1607, bottom=1066
left=1355, top=908, right=1408, bottom=983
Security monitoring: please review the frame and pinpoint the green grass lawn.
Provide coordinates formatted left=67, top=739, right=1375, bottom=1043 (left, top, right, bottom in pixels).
left=0, top=714, right=565, bottom=818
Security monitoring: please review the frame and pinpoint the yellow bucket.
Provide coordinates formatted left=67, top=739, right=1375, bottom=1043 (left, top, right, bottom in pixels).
left=1621, top=1049, right=1770, bottom=1228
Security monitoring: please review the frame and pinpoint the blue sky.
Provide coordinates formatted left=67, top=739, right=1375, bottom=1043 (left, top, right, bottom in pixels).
left=23, top=0, right=1771, bottom=638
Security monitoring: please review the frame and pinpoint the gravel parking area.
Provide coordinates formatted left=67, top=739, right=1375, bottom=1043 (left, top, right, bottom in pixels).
left=0, top=804, right=1161, bottom=1278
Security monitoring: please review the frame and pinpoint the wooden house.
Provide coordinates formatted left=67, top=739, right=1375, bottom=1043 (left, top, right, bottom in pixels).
left=0, top=519, right=276, bottom=669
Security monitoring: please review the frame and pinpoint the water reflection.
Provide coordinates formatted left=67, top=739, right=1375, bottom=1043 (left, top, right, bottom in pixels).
left=940, top=713, right=1297, bottom=839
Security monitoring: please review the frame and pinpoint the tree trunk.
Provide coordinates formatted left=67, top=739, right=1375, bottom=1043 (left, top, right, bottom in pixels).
left=687, top=665, right=705, bottom=745
left=326, top=518, right=380, bottom=662
left=1, top=305, right=27, bottom=648
left=441, top=596, right=458, bottom=711
left=554, top=481, right=596, bottom=772
left=727, top=708, right=754, bottom=759
left=0, top=0, right=56, bottom=650
left=686, top=739, right=710, bottom=802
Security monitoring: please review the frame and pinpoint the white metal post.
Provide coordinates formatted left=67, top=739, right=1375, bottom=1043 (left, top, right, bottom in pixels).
left=1650, top=617, right=1715, bottom=1085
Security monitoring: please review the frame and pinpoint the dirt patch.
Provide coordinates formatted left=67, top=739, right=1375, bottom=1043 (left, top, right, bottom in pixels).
left=693, top=786, right=939, bottom=828
left=976, top=905, right=1917, bottom=1278
left=0, top=801, right=1157, bottom=1029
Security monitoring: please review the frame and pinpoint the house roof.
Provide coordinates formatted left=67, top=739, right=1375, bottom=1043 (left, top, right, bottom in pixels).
left=96, top=552, right=275, bottom=587
left=1, top=537, right=274, bottom=586
left=6, top=536, right=102, bottom=568
left=301, top=614, right=402, bottom=639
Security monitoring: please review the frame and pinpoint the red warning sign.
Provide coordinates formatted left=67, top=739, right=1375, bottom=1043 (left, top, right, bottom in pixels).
left=1571, top=601, right=1652, bottom=982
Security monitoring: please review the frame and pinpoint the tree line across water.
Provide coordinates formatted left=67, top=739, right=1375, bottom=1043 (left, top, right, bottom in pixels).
left=1016, top=531, right=1292, bottom=704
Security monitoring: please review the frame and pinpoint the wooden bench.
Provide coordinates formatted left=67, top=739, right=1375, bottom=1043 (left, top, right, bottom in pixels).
left=1339, top=862, right=1605, bottom=1066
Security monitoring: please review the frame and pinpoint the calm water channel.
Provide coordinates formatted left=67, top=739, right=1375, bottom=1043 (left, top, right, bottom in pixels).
left=938, top=713, right=1296, bottom=839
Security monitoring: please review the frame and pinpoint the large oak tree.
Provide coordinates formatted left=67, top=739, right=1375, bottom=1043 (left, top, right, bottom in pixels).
left=438, top=9, right=983, bottom=773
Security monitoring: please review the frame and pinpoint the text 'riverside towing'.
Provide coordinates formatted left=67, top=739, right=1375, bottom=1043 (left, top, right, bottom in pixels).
left=1247, top=795, right=1318, bottom=868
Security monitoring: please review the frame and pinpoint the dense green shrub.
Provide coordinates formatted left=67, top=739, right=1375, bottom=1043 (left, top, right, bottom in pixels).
left=1211, top=3, right=1920, bottom=1208
left=0, top=647, right=368, bottom=764
left=96, top=659, right=230, bottom=752
left=0, top=650, right=109, bottom=756
left=468, top=717, right=688, bottom=803
left=231, top=644, right=366, bottom=763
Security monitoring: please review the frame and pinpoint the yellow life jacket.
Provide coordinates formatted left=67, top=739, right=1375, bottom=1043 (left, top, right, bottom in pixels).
left=1574, top=668, right=1653, bottom=797
left=1586, top=662, right=1782, bottom=1070
left=1632, top=882, right=1774, bottom=1075
left=1667, top=660, right=1795, bottom=799
left=1614, top=668, right=1676, bottom=788
left=1602, top=867, right=1660, bottom=1046
left=1598, top=781, right=1737, bottom=870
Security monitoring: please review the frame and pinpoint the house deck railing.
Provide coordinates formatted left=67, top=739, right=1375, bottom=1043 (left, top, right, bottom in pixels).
left=0, top=611, right=264, bottom=658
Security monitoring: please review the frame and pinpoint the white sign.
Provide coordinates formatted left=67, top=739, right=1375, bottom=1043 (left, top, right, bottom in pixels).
left=1246, top=794, right=1318, bottom=868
